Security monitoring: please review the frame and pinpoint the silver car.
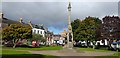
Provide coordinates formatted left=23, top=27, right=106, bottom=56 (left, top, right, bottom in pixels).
left=111, top=42, right=120, bottom=52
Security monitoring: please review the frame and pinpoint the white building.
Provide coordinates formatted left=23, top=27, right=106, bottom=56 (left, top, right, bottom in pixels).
left=28, top=21, right=45, bottom=37
left=32, top=28, right=45, bottom=37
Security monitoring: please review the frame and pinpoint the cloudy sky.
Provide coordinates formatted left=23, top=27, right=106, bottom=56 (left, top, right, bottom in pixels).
left=2, top=0, right=119, bottom=34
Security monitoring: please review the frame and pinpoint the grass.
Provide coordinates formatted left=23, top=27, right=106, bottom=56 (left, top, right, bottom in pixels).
left=79, top=47, right=120, bottom=58
left=2, top=46, right=62, bottom=58
left=79, top=47, right=113, bottom=52
left=2, top=46, right=120, bottom=58
left=113, top=52, right=120, bottom=58
left=94, top=56, right=119, bottom=58
left=94, top=53, right=120, bottom=58
left=113, top=52, right=120, bottom=56
left=2, top=46, right=62, bottom=51
left=2, top=49, right=58, bottom=58
left=2, top=50, right=30, bottom=54
left=94, top=52, right=120, bottom=58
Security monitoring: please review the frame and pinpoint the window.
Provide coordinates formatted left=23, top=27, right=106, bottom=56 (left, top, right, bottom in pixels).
left=34, top=30, right=36, bottom=34
left=38, top=30, right=39, bottom=34
left=41, top=31, right=42, bottom=34
left=0, top=23, right=1, bottom=27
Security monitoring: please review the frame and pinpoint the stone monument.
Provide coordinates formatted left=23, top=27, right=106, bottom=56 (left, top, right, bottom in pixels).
left=67, top=1, right=74, bottom=49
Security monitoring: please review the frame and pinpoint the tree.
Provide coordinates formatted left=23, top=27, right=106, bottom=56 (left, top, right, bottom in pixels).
left=98, top=16, right=120, bottom=45
left=72, top=16, right=101, bottom=41
left=71, top=17, right=101, bottom=48
left=71, top=19, right=80, bottom=32
left=71, top=19, right=80, bottom=41
left=32, top=34, right=45, bottom=42
left=2, top=24, right=32, bottom=48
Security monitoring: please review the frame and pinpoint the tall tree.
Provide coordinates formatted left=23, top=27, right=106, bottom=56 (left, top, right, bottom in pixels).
left=72, top=16, right=101, bottom=41
left=2, top=24, right=32, bottom=48
left=71, top=17, right=101, bottom=48
left=71, top=19, right=80, bottom=32
left=71, top=19, right=80, bottom=40
left=98, top=16, right=120, bottom=44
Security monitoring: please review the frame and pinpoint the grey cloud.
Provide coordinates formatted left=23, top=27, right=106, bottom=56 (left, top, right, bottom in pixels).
left=2, top=0, right=120, bottom=2
left=2, top=2, right=118, bottom=34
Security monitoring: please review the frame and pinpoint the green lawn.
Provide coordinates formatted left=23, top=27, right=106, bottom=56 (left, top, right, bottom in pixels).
left=2, top=50, right=30, bottom=54
left=95, top=53, right=120, bottom=58
left=2, top=49, right=58, bottom=58
left=94, top=56, right=119, bottom=58
left=2, top=46, right=120, bottom=58
left=79, top=47, right=113, bottom=52
left=78, top=47, right=120, bottom=58
left=2, top=46, right=62, bottom=51
left=2, top=46, right=62, bottom=58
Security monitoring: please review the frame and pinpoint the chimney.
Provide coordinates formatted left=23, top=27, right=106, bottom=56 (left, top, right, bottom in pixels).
left=28, top=20, right=33, bottom=28
left=19, top=18, right=23, bottom=23
left=0, top=13, right=4, bottom=19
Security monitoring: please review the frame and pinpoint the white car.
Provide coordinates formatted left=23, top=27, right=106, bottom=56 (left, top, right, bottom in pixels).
left=111, top=42, right=120, bottom=52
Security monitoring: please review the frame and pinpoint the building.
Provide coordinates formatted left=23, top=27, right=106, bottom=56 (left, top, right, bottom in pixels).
left=1, top=13, right=55, bottom=45
left=52, top=34, right=65, bottom=45
left=28, top=20, right=54, bottom=45
left=1, top=13, right=21, bottom=30
left=1, top=13, right=32, bottom=45
left=45, top=30, right=53, bottom=45
left=29, top=22, right=45, bottom=37
left=60, top=29, right=67, bottom=44
left=60, top=29, right=67, bottom=38
left=1, top=13, right=47, bottom=38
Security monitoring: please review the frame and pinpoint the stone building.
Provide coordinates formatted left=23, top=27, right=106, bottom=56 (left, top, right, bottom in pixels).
left=1, top=13, right=55, bottom=46
left=45, top=30, right=53, bottom=45
left=60, top=29, right=67, bottom=38
left=60, top=29, right=67, bottom=44
left=1, top=13, right=21, bottom=30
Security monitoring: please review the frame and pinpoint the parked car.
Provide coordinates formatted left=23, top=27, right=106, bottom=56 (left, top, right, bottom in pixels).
left=110, top=42, right=120, bottom=52
left=4, top=41, right=14, bottom=47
